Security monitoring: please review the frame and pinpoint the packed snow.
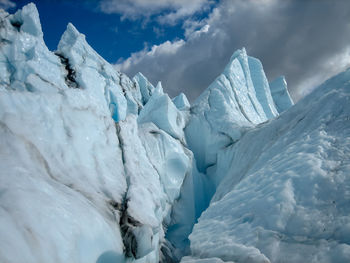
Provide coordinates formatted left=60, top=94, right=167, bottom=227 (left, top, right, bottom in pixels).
left=1, top=3, right=349, bottom=263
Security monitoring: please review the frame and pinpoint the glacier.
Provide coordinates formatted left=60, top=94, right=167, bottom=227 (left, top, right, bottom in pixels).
left=0, top=3, right=349, bottom=263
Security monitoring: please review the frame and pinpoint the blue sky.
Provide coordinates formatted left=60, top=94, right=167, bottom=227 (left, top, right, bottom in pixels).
left=11, top=0, right=198, bottom=63
left=4, top=0, right=350, bottom=101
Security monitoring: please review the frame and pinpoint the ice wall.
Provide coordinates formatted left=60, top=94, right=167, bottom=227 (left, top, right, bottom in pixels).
left=168, top=49, right=285, bottom=260
left=185, top=48, right=279, bottom=182
left=0, top=4, right=127, bottom=263
left=248, top=56, right=278, bottom=119
left=0, top=4, right=193, bottom=263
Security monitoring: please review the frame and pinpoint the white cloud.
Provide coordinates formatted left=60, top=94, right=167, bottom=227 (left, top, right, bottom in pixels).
left=99, top=0, right=212, bottom=24
left=114, top=0, right=350, bottom=102
left=295, top=47, right=350, bottom=100
left=0, top=0, right=15, bottom=11
left=116, top=39, right=185, bottom=73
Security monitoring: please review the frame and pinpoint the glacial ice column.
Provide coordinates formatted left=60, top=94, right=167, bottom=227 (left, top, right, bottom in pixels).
left=248, top=56, right=278, bottom=118
left=269, top=75, right=294, bottom=113
left=185, top=48, right=277, bottom=176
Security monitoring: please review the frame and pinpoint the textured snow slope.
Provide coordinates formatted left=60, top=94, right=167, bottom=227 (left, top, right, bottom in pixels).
left=186, top=69, right=350, bottom=263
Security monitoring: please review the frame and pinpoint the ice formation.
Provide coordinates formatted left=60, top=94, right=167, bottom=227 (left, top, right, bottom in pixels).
left=1, top=4, right=350, bottom=263
left=186, top=69, right=350, bottom=263
left=269, top=76, right=293, bottom=113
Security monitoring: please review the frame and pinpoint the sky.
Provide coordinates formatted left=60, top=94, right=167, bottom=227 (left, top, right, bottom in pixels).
left=3, top=0, right=350, bottom=102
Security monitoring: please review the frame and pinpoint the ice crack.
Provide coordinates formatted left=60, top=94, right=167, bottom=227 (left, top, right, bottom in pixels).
left=55, top=52, right=79, bottom=89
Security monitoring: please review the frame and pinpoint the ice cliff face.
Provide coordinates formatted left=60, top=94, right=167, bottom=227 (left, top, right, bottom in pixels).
left=1, top=4, right=350, bottom=263
left=0, top=4, right=193, bottom=262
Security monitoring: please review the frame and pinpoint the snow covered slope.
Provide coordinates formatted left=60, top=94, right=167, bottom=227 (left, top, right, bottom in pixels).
left=185, top=67, right=350, bottom=263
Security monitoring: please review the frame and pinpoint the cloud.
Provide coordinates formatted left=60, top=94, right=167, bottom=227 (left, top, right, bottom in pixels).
left=294, top=47, right=350, bottom=99
left=0, top=0, right=15, bottom=11
left=99, top=0, right=213, bottom=25
left=115, top=0, right=350, bottom=102
left=116, top=39, right=185, bottom=72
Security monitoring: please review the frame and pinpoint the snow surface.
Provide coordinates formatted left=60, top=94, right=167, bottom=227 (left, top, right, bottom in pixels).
left=2, top=3, right=349, bottom=263
left=187, top=69, right=350, bottom=263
